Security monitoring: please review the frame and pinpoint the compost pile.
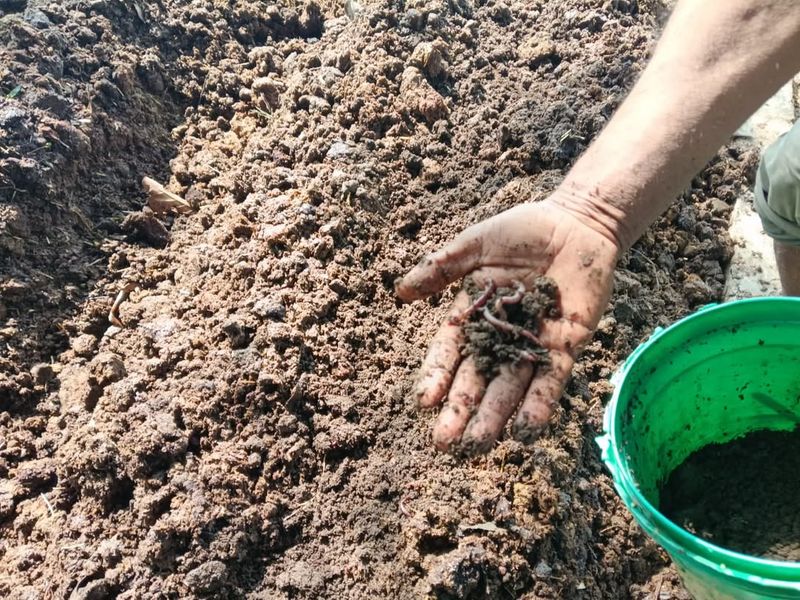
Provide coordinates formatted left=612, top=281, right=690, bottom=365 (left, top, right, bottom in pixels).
left=661, top=428, right=800, bottom=562
left=0, top=0, right=755, bottom=597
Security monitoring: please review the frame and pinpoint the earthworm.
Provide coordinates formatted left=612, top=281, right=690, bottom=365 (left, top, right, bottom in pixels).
left=482, top=306, right=542, bottom=345
left=449, top=280, right=496, bottom=325
left=493, top=280, right=526, bottom=316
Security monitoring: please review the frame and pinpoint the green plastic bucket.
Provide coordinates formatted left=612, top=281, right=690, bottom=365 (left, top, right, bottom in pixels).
left=597, top=297, right=800, bottom=599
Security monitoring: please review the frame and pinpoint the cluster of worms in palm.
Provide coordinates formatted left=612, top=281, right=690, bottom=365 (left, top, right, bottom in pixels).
left=451, top=276, right=561, bottom=377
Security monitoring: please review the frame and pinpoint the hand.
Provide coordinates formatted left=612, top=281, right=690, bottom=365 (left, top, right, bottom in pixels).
left=396, top=195, right=619, bottom=454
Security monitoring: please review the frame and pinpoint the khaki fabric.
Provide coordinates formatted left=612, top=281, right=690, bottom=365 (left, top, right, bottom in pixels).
left=754, top=120, right=800, bottom=246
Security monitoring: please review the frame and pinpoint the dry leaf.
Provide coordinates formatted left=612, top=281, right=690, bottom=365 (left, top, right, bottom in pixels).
left=142, top=176, right=192, bottom=215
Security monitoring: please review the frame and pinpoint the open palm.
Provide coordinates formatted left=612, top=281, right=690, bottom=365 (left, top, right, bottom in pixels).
left=396, top=198, right=619, bottom=454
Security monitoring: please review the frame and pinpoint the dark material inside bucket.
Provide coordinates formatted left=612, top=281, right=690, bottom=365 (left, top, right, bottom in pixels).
left=660, top=426, right=800, bottom=561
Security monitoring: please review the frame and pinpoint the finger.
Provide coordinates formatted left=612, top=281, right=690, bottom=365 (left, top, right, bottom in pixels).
left=512, top=350, right=574, bottom=442
left=535, top=317, right=593, bottom=357
left=414, top=291, right=470, bottom=408
left=460, top=361, right=534, bottom=455
left=432, top=356, right=487, bottom=452
left=395, top=227, right=484, bottom=302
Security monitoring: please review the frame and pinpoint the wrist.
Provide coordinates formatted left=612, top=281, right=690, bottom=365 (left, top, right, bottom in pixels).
left=547, top=181, right=633, bottom=253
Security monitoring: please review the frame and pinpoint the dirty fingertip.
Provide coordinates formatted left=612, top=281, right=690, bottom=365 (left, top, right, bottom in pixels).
left=512, top=404, right=551, bottom=442
left=394, top=274, right=420, bottom=302
left=460, top=419, right=496, bottom=456
left=414, top=372, right=448, bottom=408
left=511, top=417, right=544, bottom=444
left=432, top=404, right=468, bottom=451
left=394, top=258, right=437, bottom=301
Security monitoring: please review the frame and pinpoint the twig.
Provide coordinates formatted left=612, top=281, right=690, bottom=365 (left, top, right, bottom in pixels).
left=87, top=256, right=105, bottom=267
left=40, top=493, right=55, bottom=516
left=108, top=281, right=137, bottom=327
left=49, top=135, right=71, bottom=151
left=24, top=145, right=49, bottom=156
left=398, top=495, right=413, bottom=517
left=632, top=248, right=666, bottom=289
left=398, top=481, right=421, bottom=518
left=651, top=575, right=663, bottom=600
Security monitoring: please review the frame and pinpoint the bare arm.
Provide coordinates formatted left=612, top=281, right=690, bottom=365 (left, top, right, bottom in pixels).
left=555, top=0, right=800, bottom=250
left=397, top=0, right=800, bottom=454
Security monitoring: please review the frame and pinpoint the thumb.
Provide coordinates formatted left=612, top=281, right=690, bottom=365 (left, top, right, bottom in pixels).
left=396, top=226, right=484, bottom=301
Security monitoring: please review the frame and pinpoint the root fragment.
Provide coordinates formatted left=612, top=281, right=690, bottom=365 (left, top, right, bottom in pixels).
left=398, top=495, right=413, bottom=518
left=108, top=281, right=137, bottom=328
left=40, top=493, right=55, bottom=516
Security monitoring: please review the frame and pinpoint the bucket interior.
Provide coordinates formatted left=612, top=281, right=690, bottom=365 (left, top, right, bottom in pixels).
left=615, top=299, right=800, bottom=508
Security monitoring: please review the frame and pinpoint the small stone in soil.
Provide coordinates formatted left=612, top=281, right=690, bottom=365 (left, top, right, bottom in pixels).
left=30, top=363, right=54, bottom=385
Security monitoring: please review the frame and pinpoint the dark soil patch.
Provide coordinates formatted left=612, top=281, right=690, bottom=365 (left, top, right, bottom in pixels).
left=461, top=276, right=559, bottom=377
left=0, top=0, right=756, bottom=597
left=661, top=428, right=800, bottom=561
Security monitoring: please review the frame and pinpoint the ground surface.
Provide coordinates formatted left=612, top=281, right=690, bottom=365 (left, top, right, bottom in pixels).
left=661, top=428, right=800, bottom=562
left=724, top=82, right=794, bottom=301
left=0, top=0, right=756, bottom=598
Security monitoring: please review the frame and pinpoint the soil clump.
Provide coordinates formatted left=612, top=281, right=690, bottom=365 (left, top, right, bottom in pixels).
left=661, top=427, right=800, bottom=561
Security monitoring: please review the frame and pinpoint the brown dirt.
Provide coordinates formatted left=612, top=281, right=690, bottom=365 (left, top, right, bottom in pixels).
left=0, top=0, right=756, bottom=598
left=461, top=276, right=559, bottom=377
left=660, top=427, right=800, bottom=562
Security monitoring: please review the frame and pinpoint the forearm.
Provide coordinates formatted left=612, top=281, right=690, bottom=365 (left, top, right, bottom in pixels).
left=553, top=0, right=800, bottom=251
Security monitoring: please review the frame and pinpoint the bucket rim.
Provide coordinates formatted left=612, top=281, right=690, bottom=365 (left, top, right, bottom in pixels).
left=600, top=296, right=800, bottom=586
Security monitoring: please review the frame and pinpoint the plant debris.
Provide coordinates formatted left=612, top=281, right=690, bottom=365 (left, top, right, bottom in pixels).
left=142, top=176, right=192, bottom=215
left=108, top=281, right=137, bottom=328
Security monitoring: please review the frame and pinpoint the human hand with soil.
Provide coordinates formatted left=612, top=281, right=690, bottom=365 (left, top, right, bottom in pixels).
left=396, top=196, right=619, bottom=454
left=396, top=0, right=800, bottom=455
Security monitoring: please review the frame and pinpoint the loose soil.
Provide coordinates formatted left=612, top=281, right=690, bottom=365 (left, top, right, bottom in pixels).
left=661, top=428, right=800, bottom=562
left=461, top=276, right=559, bottom=377
left=0, top=0, right=756, bottom=598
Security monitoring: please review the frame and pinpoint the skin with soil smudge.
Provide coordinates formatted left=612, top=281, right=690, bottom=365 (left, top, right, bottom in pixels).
left=459, top=276, right=560, bottom=377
